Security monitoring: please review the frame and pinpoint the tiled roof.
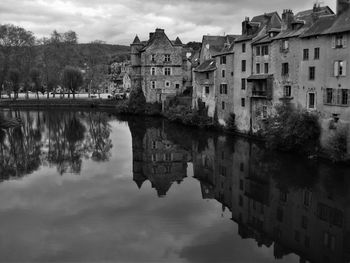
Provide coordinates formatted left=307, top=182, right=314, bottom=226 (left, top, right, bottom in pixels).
left=300, top=15, right=336, bottom=37
left=194, top=59, right=216, bottom=72
left=295, top=6, right=333, bottom=25
left=324, top=8, right=350, bottom=34
left=202, top=35, right=228, bottom=56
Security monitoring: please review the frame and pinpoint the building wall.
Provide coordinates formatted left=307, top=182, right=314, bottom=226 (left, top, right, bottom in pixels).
left=193, top=70, right=217, bottom=117
left=215, top=53, right=235, bottom=125
left=141, top=39, right=184, bottom=103
left=233, top=41, right=253, bottom=132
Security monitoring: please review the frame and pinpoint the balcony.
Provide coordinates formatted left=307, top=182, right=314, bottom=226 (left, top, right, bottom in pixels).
left=247, top=74, right=273, bottom=100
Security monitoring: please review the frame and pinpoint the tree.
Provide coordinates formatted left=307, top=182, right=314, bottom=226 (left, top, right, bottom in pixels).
left=0, top=24, right=35, bottom=98
left=62, top=66, right=83, bottom=99
left=30, top=68, right=41, bottom=99
left=8, top=68, right=20, bottom=99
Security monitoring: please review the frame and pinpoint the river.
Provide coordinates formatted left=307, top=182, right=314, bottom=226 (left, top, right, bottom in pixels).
left=0, top=109, right=349, bottom=263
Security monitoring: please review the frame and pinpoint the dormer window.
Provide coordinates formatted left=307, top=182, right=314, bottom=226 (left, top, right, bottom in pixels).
left=164, top=54, right=171, bottom=62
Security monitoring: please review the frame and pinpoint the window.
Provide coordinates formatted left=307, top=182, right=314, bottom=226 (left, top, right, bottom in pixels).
left=220, top=56, right=226, bottom=64
left=152, top=154, right=157, bottom=162
left=151, top=81, right=156, bottom=89
left=241, top=60, right=246, bottom=72
left=264, top=63, right=269, bottom=74
left=242, top=43, right=246, bottom=53
left=206, top=72, right=210, bottom=79
left=152, top=141, right=157, bottom=149
left=301, top=216, right=308, bottom=229
left=164, top=153, right=172, bottom=161
left=241, top=78, right=246, bottom=90
left=342, top=89, right=348, bottom=105
left=326, top=88, right=333, bottom=104
left=205, top=86, right=209, bottom=94
left=323, top=232, right=336, bottom=251
left=239, top=195, right=243, bottom=207
left=240, top=162, right=244, bottom=172
left=282, top=63, right=289, bottom=76
left=151, top=54, right=156, bottom=62
left=334, top=61, right=347, bottom=77
left=262, top=45, right=269, bottom=55
left=279, top=191, right=287, bottom=202
left=303, top=49, right=309, bottom=60
left=164, top=67, right=171, bottom=76
left=164, top=54, right=171, bottom=62
left=222, top=101, right=225, bottom=110
left=314, top=47, right=320, bottom=60
left=262, top=105, right=267, bottom=119
left=308, top=93, right=316, bottom=109
left=151, top=67, right=156, bottom=75
left=165, top=81, right=170, bottom=88
left=333, top=34, right=346, bottom=48
left=281, top=39, right=289, bottom=51
left=256, top=46, right=261, bottom=56
left=241, top=98, right=245, bottom=107
left=220, top=84, right=228, bottom=94
left=309, top=66, right=315, bottom=80
left=284, top=85, right=291, bottom=97
left=256, top=63, right=260, bottom=74
left=222, top=69, right=226, bottom=78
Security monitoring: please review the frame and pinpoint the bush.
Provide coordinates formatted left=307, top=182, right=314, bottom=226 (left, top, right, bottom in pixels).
left=128, top=87, right=146, bottom=114
left=226, top=113, right=237, bottom=132
left=325, top=127, right=349, bottom=162
left=264, top=104, right=321, bottom=156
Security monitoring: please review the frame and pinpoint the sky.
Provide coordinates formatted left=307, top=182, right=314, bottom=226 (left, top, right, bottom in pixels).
left=0, top=0, right=336, bottom=45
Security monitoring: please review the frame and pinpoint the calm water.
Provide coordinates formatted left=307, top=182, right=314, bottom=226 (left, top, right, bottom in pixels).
left=0, top=109, right=349, bottom=263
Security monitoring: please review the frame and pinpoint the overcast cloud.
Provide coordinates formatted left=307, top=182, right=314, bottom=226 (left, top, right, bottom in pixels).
left=0, top=0, right=336, bottom=45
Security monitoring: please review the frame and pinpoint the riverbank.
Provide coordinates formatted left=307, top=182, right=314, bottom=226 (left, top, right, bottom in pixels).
left=0, top=98, right=122, bottom=109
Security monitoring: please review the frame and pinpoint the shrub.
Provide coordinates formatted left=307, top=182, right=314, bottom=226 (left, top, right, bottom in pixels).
left=264, top=104, right=321, bottom=155
left=226, top=113, right=237, bottom=132
left=128, top=87, right=146, bottom=114
left=325, top=126, right=349, bottom=162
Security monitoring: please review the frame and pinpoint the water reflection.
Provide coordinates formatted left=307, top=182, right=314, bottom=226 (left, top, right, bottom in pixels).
left=0, top=110, right=349, bottom=262
left=0, top=109, right=113, bottom=178
left=129, top=117, right=350, bottom=263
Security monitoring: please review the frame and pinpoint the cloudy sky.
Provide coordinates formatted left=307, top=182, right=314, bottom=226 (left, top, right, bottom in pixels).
left=0, top=0, right=336, bottom=45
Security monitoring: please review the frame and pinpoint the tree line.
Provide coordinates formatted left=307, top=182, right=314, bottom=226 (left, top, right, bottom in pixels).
left=0, top=24, right=125, bottom=99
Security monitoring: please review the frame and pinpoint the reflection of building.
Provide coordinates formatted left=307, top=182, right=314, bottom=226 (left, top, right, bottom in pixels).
left=193, top=135, right=350, bottom=263
left=130, top=119, right=189, bottom=197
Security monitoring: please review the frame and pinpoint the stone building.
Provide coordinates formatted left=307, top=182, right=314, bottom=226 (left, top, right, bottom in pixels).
left=233, top=12, right=282, bottom=133
left=130, top=29, right=192, bottom=104
left=192, top=35, right=237, bottom=119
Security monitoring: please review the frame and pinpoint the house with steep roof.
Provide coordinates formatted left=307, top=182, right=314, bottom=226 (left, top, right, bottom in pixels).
left=130, top=29, right=192, bottom=104
left=233, top=12, right=282, bottom=133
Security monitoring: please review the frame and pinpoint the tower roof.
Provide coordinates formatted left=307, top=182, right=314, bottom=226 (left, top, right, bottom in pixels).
left=174, top=37, right=183, bottom=45
left=132, top=35, right=141, bottom=44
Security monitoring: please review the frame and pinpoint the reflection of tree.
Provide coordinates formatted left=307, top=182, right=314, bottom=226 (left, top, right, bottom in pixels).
left=86, top=112, right=112, bottom=162
left=46, top=111, right=87, bottom=174
left=0, top=110, right=42, bottom=180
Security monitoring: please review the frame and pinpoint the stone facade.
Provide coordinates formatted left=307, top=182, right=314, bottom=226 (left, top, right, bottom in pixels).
left=130, top=29, right=193, bottom=104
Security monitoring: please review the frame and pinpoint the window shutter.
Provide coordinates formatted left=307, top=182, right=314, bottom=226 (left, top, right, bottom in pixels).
left=334, top=61, right=339, bottom=77
left=337, top=89, right=341, bottom=105
left=342, top=61, right=347, bottom=76
left=343, top=36, right=347, bottom=48
left=323, top=88, right=327, bottom=104
left=280, top=41, right=283, bottom=52
left=332, top=36, right=336, bottom=48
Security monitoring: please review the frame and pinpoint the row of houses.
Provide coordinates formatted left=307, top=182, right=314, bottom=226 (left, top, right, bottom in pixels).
left=130, top=0, right=350, bottom=139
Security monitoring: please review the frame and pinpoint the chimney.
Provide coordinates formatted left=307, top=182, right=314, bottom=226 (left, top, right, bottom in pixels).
left=312, top=3, right=321, bottom=22
left=337, top=0, right=350, bottom=15
left=242, top=17, right=250, bottom=35
left=149, top=32, right=154, bottom=39
left=281, top=9, right=294, bottom=31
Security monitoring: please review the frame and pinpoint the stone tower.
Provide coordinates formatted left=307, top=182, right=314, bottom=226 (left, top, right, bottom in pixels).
left=130, top=35, right=143, bottom=90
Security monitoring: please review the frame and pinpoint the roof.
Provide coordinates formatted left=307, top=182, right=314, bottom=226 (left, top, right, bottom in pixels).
left=213, top=35, right=241, bottom=57
left=202, top=35, right=228, bottom=56
left=194, top=59, right=216, bottom=72
left=136, top=28, right=183, bottom=52
left=300, top=7, right=350, bottom=37
left=300, top=15, right=337, bottom=37
left=295, top=6, right=333, bottom=25
left=132, top=35, right=141, bottom=44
